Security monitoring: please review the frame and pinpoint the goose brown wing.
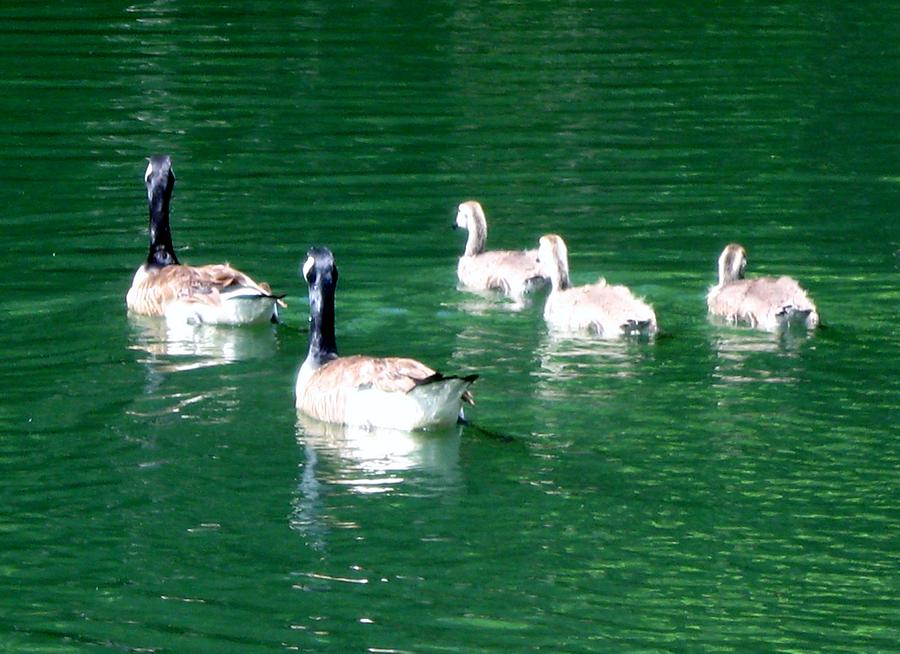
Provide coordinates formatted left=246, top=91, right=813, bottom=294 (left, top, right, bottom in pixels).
left=164, top=264, right=272, bottom=303
left=128, top=263, right=279, bottom=316
left=311, top=355, right=439, bottom=394
left=179, top=263, right=273, bottom=297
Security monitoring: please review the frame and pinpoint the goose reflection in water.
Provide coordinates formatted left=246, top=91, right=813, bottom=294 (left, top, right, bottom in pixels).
left=526, top=333, right=659, bottom=433
left=709, top=328, right=810, bottom=386
left=128, top=314, right=278, bottom=373
left=446, top=289, right=541, bottom=316
left=127, top=316, right=276, bottom=419
left=290, top=415, right=462, bottom=550
left=295, top=414, right=462, bottom=483
left=535, top=332, right=647, bottom=383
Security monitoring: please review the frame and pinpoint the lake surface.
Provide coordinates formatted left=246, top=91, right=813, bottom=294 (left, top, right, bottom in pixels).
left=1, top=2, right=897, bottom=652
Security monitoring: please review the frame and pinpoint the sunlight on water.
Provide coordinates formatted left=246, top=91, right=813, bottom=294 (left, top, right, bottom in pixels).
left=0, top=1, right=897, bottom=652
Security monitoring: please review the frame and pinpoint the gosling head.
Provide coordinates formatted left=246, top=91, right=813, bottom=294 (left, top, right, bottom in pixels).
left=454, top=200, right=485, bottom=231
left=717, top=243, right=748, bottom=285
left=537, top=234, right=571, bottom=290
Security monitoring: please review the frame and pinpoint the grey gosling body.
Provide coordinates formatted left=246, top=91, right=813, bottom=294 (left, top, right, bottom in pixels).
left=295, top=246, right=477, bottom=431
left=454, top=200, right=548, bottom=300
left=126, top=155, right=283, bottom=325
left=707, top=243, right=819, bottom=331
left=537, top=234, right=658, bottom=338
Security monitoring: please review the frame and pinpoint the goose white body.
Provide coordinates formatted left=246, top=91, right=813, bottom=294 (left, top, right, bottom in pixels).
left=296, top=357, right=473, bottom=431
left=163, top=291, right=278, bottom=326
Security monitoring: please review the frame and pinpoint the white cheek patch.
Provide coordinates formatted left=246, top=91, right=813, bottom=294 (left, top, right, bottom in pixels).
left=302, top=256, right=315, bottom=280
left=144, top=161, right=153, bottom=183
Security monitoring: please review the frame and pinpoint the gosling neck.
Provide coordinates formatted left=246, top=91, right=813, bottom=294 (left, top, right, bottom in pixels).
left=544, top=239, right=572, bottom=291
left=717, top=245, right=746, bottom=286
left=464, top=211, right=487, bottom=256
left=550, top=256, right=572, bottom=291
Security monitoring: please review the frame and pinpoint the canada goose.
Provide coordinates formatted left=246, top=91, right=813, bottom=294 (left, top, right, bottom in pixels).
left=536, top=234, right=658, bottom=338
left=126, top=155, right=283, bottom=325
left=707, top=243, right=819, bottom=331
left=295, top=246, right=478, bottom=431
left=454, top=200, right=548, bottom=299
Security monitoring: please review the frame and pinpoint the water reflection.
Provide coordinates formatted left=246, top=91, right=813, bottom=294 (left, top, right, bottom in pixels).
left=449, top=318, right=541, bottom=373
left=447, top=287, right=544, bottom=315
left=708, top=325, right=811, bottom=386
left=535, top=332, right=648, bottom=383
left=290, top=416, right=463, bottom=550
left=126, top=386, right=240, bottom=424
left=295, top=414, right=462, bottom=484
left=127, top=315, right=278, bottom=372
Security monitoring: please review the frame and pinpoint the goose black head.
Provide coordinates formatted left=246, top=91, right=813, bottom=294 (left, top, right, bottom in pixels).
left=302, top=246, right=339, bottom=360
left=302, top=246, right=339, bottom=290
left=145, top=155, right=175, bottom=203
left=144, top=154, right=179, bottom=268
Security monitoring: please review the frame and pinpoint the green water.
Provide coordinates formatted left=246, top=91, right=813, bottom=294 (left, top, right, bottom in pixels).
left=1, top=2, right=898, bottom=652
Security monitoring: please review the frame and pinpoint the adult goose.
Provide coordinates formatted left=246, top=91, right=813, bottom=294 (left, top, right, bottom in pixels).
left=295, top=246, right=478, bottom=431
left=454, top=200, right=548, bottom=300
left=126, top=155, right=283, bottom=325
left=707, top=243, right=819, bottom=331
left=537, top=234, right=658, bottom=338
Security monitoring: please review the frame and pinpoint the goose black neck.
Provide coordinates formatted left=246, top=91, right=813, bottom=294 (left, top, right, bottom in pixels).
left=146, top=170, right=179, bottom=268
left=307, top=275, right=338, bottom=365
